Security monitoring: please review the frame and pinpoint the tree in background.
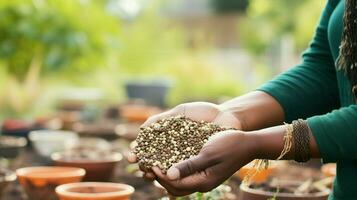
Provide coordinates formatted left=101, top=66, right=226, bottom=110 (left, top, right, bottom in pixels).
left=0, top=0, right=121, bottom=117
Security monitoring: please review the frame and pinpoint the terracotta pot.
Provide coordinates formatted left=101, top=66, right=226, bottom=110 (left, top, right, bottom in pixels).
left=56, top=182, right=134, bottom=200
left=321, top=164, right=336, bottom=177
left=52, top=152, right=122, bottom=181
left=235, top=161, right=276, bottom=184
left=16, top=166, right=85, bottom=200
left=0, top=168, right=16, bottom=197
left=239, top=180, right=330, bottom=200
left=120, top=104, right=162, bottom=123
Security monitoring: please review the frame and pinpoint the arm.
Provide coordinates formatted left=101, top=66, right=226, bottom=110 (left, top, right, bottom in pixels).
left=219, top=91, right=284, bottom=131
left=220, top=0, right=340, bottom=131
left=153, top=104, right=357, bottom=196
left=152, top=125, right=321, bottom=196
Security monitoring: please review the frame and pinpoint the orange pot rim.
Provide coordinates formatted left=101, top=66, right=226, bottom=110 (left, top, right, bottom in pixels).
left=56, top=182, right=135, bottom=198
left=51, top=152, right=123, bottom=164
left=16, top=166, right=85, bottom=180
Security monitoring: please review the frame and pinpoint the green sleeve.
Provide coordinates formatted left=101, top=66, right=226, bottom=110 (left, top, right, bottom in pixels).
left=258, top=0, right=340, bottom=122
left=307, top=105, right=357, bottom=162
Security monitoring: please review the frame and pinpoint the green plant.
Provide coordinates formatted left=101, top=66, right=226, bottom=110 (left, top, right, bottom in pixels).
left=0, top=0, right=121, bottom=117
left=0, top=0, right=121, bottom=79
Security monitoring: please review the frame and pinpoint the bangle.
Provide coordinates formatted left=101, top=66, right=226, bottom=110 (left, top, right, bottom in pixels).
left=292, top=119, right=311, bottom=162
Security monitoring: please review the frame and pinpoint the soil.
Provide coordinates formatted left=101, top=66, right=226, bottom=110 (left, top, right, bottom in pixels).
left=58, top=148, right=115, bottom=161
left=249, top=180, right=320, bottom=194
left=134, top=115, right=232, bottom=172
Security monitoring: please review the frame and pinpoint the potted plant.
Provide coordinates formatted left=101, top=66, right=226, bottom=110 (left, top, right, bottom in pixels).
left=239, top=179, right=330, bottom=200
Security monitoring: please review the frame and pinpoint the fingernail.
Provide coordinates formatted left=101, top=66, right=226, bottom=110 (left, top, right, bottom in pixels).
left=167, top=167, right=180, bottom=180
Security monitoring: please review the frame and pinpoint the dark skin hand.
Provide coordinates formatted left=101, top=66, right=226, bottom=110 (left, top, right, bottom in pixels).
left=128, top=101, right=242, bottom=180
left=128, top=91, right=321, bottom=196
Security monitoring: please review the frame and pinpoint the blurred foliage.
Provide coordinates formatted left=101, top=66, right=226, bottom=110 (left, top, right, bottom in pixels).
left=239, top=0, right=325, bottom=54
left=0, top=0, right=120, bottom=79
left=117, top=1, right=185, bottom=74
left=210, top=0, right=249, bottom=14
left=0, top=0, right=327, bottom=118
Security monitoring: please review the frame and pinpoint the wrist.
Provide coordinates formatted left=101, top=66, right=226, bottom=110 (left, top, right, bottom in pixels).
left=217, top=104, right=246, bottom=130
left=241, top=131, right=261, bottom=161
left=248, top=125, right=293, bottom=160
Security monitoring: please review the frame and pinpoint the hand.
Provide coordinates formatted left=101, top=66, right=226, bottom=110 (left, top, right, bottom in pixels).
left=152, top=130, right=256, bottom=196
left=127, top=102, right=242, bottom=180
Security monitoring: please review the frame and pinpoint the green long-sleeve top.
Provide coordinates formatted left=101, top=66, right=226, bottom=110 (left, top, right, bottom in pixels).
left=259, top=0, right=357, bottom=199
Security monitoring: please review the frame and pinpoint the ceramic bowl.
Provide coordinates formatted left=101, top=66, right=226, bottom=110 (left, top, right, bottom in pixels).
left=29, top=130, right=78, bottom=158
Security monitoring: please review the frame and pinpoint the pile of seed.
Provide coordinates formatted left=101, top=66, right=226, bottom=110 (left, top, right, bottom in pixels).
left=134, top=115, right=232, bottom=173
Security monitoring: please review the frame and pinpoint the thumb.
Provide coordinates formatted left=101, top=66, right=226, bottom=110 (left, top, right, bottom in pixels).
left=167, top=154, right=214, bottom=181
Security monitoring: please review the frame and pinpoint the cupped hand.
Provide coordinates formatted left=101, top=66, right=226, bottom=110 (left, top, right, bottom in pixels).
left=127, top=102, right=242, bottom=180
left=152, top=130, right=256, bottom=196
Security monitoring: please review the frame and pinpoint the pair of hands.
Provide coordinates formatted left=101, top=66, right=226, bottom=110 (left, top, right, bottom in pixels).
left=128, top=102, right=256, bottom=196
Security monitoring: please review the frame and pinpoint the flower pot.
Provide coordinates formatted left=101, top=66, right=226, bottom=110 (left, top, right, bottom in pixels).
left=239, top=180, right=330, bottom=200
left=124, top=80, right=171, bottom=108
left=321, top=164, right=336, bottom=177
left=0, top=168, right=16, bottom=197
left=1, top=119, right=40, bottom=144
left=29, top=130, right=78, bottom=158
left=16, top=166, right=85, bottom=200
left=56, top=182, right=134, bottom=200
left=52, top=151, right=122, bottom=181
left=235, top=161, right=276, bottom=184
left=0, top=136, right=27, bottom=159
left=120, top=104, right=162, bottom=123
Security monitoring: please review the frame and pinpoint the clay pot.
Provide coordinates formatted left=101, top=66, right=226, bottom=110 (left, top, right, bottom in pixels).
left=52, top=152, right=122, bottom=181
left=0, top=136, right=27, bottom=159
left=16, top=166, right=85, bottom=200
left=239, top=180, right=330, bottom=200
left=56, top=182, right=134, bottom=200
left=235, top=161, right=276, bottom=183
left=321, top=164, right=336, bottom=177
left=0, top=168, right=16, bottom=197
left=120, top=104, right=162, bottom=123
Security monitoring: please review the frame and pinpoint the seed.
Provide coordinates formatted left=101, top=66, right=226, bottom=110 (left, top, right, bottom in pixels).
left=133, top=115, right=233, bottom=172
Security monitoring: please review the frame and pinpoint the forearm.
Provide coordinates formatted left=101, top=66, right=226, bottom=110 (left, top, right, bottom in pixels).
left=247, top=124, right=320, bottom=160
left=219, top=91, right=285, bottom=131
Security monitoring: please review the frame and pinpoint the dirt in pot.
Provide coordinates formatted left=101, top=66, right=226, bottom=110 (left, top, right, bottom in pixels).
left=58, top=148, right=116, bottom=161
left=133, top=115, right=233, bottom=173
left=249, top=178, right=327, bottom=195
